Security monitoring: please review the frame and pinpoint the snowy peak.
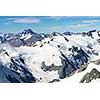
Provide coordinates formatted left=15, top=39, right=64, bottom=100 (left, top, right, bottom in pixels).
left=19, top=29, right=36, bottom=35
left=0, top=29, right=46, bottom=47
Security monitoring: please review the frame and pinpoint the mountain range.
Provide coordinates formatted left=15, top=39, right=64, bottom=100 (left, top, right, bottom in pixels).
left=0, top=29, right=100, bottom=83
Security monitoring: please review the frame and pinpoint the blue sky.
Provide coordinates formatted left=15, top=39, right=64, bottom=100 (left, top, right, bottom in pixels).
left=0, top=16, right=100, bottom=34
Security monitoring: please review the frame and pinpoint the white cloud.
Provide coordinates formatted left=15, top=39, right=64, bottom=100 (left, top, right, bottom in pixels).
left=82, top=20, right=100, bottom=23
left=13, top=18, right=40, bottom=23
left=69, top=23, right=91, bottom=28
left=69, top=19, right=100, bottom=28
left=50, top=25, right=67, bottom=31
left=7, top=18, right=40, bottom=24
left=49, top=16, right=66, bottom=20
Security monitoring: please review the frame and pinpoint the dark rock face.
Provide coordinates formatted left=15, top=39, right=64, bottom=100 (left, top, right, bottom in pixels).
left=89, top=30, right=96, bottom=33
left=0, top=51, right=37, bottom=83
left=50, top=32, right=61, bottom=36
left=6, top=75, right=20, bottom=83
left=97, top=39, right=100, bottom=43
left=92, top=50, right=99, bottom=56
left=20, top=75, right=36, bottom=83
left=58, top=52, right=76, bottom=79
left=41, top=62, right=62, bottom=72
left=64, top=37, right=69, bottom=42
left=22, top=29, right=35, bottom=34
left=63, top=32, right=73, bottom=35
left=10, top=57, right=36, bottom=83
left=0, top=36, right=3, bottom=43
left=91, top=59, right=100, bottom=65
left=77, top=63, right=88, bottom=73
left=80, top=68, right=100, bottom=83
left=8, top=38, right=25, bottom=47
left=82, top=32, right=87, bottom=37
left=68, top=46, right=89, bottom=68
left=81, top=30, right=96, bottom=38
left=87, top=43, right=93, bottom=49
left=25, top=33, right=43, bottom=45
left=49, top=79, right=60, bottom=83
left=98, top=33, right=100, bottom=37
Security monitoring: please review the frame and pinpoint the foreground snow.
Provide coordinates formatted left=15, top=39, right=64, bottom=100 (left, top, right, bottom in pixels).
left=61, top=63, right=100, bottom=83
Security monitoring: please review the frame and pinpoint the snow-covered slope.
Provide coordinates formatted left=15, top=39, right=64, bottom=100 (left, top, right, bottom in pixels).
left=61, top=62, right=100, bottom=83
left=0, top=30, right=100, bottom=83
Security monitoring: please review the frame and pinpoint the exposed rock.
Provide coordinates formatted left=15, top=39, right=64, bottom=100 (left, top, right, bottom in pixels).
left=91, top=59, right=100, bottom=65
left=6, top=75, right=20, bottom=83
left=49, top=79, right=60, bottom=83
left=97, top=39, right=100, bottom=43
left=77, top=63, right=88, bottom=73
left=64, top=37, right=69, bottom=42
left=58, top=52, right=76, bottom=79
left=41, top=62, right=62, bottom=72
left=80, top=68, right=100, bottom=83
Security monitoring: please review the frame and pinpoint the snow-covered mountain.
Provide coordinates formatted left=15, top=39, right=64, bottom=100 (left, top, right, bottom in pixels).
left=0, top=29, right=46, bottom=47
left=0, top=29, right=100, bottom=83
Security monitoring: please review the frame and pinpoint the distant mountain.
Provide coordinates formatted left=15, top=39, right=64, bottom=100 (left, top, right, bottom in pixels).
left=63, top=31, right=74, bottom=35
left=0, top=29, right=98, bottom=46
left=20, top=29, right=36, bottom=35
left=0, top=29, right=47, bottom=47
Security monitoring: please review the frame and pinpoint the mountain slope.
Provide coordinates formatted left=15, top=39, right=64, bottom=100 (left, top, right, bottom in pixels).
left=0, top=30, right=100, bottom=83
